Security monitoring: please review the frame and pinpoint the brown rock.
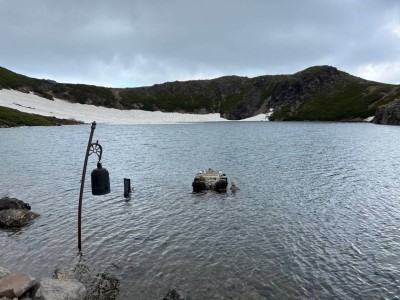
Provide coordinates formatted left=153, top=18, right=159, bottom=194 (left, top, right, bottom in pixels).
left=0, top=272, right=36, bottom=298
left=0, top=209, right=39, bottom=228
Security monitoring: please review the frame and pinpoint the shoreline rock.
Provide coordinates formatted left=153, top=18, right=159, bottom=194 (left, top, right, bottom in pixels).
left=0, top=273, right=36, bottom=299
left=0, top=267, right=86, bottom=300
left=34, top=278, right=86, bottom=300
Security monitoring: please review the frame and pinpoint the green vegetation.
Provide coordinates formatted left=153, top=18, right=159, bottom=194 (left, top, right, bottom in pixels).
left=219, top=82, right=254, bottom=115
left=270, top=67, right=400, bottom=121
left=0, top=67, right=40, bottom=90
left=220, top=91, right=245, bottom=114
left=258, top=86, right=274, bottom=107
left=269, top=104, right=291, bottom=121
left=66, top=84, right=116, bottom=105
left=0, top=106, right=82, bottom=127
left=368, top=87, right=400, bottom=111
left=291, top=81, right=370, bottom=120
left=270, top=75, right=399, bottom=121
left=0, top=67, right=118, bottom=106
left=119, top=87, right=215, bottom=113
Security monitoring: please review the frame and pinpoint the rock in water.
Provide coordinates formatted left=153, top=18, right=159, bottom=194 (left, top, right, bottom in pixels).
left=230, top=180, right=239, bottom=193
left=163, top=289, right=185, bottom=300
left=0, top=272, right=36, bottom=298
left=0, top=209, right=39, bottom=228
left=0, top=197, right=31, bottom=211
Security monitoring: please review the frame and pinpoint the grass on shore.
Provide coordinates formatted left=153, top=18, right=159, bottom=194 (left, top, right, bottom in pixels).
left=0, top=106, right=82, bottom=127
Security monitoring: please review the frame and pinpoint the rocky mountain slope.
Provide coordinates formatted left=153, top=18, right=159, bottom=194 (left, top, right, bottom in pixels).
left=1, top=65, right=399, bottom=124
left=372, top=98, right=400, bottom=125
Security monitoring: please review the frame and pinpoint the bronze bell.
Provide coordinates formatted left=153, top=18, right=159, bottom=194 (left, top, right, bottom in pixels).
left=91, top=162, right=110, bottom=195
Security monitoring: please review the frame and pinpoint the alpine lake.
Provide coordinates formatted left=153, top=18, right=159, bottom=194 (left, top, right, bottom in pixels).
left=1, top=121, right=400, bottom=299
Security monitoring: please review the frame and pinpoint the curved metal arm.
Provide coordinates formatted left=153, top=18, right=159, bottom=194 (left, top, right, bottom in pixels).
left=78, top=121, right=103, bottom=253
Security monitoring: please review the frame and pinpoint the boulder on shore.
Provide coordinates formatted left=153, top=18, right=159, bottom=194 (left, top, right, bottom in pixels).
left=0, top=267, right=87, bottom=300
left=0, top=272, right=36, bottom=298
left=34, top=277, right=86, bottom=300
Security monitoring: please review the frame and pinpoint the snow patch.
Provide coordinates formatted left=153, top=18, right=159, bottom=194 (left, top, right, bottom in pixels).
left=364, top=116, right=374, bottom=122
left=0, top=89, right=227, bottom=124
left=0, top=89, right=277, bottom=124
left=240, top=108, right=274, bottom=121
left=239, top=114, right=268, bottom=121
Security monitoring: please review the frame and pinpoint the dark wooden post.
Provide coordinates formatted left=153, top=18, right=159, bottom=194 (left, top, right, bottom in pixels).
left=124, top=178, right=131, bottom=197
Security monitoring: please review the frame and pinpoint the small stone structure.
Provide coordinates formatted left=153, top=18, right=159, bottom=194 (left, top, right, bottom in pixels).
left=192, top=168, right=228, bottom=193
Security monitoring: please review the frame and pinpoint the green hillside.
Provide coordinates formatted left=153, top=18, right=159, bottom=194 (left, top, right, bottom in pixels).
left=1, top=65, right=399, bottom=124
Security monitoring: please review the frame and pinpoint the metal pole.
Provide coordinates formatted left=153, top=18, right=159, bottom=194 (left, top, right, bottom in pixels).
left=78, top=121, right=96, bottom=252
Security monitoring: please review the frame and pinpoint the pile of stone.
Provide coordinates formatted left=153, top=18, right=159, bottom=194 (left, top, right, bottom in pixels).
left=0, top=197, right=39, bottom=228
left=0, top=267, right=86, bottom=300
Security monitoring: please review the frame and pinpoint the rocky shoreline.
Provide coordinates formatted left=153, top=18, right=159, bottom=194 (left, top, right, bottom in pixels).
left=0, top=197, right=86, bottom=299
left=0, top=265, right=187, bottom=300
left=0, top=267, right=86, bottom=300
left=0, top=197, right=204, bottom=299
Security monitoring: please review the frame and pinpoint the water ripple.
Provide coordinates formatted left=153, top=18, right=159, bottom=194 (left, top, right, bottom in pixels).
left=1, top=123, right=400, bottom=299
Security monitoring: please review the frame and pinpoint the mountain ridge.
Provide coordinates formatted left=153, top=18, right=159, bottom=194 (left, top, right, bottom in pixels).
left=1, top=65, right=399, bottom=124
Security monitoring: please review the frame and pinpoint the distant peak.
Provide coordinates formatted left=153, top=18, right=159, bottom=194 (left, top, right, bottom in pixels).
left=296, top=65, right=338, bottom=74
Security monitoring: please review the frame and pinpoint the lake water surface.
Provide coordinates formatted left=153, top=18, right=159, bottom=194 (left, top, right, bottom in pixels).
left=1, top=122, right=400, bottom=299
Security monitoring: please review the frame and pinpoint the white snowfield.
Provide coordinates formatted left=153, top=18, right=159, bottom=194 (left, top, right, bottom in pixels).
left=0, top=89, right=270, bottom=124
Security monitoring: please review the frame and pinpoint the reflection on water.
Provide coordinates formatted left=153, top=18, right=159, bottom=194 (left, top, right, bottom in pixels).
left=1, top=122, right=400, bottom=299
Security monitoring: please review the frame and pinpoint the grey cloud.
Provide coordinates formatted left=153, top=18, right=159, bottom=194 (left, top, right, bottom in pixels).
left=0, top=0, right=399, bottom=86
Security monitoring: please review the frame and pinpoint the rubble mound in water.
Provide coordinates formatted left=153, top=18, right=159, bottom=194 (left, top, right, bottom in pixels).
left=192, top=168, right=228, bottom=193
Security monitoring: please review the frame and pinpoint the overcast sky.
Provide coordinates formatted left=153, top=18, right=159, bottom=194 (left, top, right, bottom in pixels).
left=1, top=0, right=400, bottom=87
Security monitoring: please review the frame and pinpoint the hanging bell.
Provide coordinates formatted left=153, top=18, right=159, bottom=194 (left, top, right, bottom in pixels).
left=91, top=162, right=110, bottom=195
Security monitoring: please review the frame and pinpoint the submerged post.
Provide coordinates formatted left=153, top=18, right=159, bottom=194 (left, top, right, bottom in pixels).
left=78, top=121, right=96, bottom=253
left=124, top=178, right=131, bottom=197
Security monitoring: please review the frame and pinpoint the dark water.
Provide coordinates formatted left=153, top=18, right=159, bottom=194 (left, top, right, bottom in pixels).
left=1, top=122, right=400, bottom=299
